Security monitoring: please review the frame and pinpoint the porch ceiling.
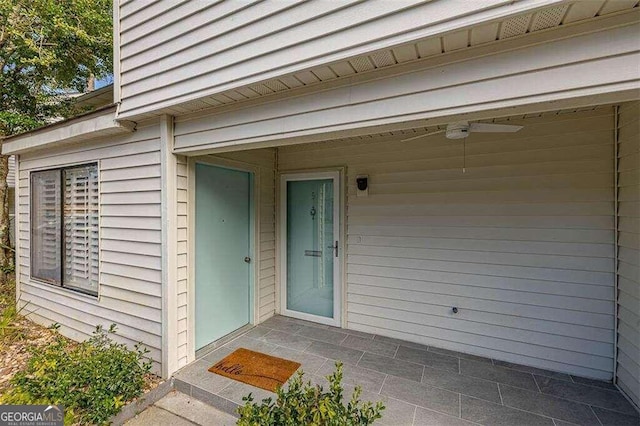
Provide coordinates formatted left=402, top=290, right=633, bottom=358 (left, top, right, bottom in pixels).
left=322, top=105, right=613, bottom=146
left=133, top=1, right=638, bottom=122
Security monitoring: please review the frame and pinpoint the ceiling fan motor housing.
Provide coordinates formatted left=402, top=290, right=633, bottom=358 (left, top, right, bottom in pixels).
left=446, top=122, right=471, bottom=139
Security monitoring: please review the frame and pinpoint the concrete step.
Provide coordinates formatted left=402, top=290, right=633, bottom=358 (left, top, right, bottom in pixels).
left=126, top=391, right=238, bottom=426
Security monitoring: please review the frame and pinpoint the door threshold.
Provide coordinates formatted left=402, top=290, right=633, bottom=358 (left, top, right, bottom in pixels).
left=195, top=323, right=254, bottom=360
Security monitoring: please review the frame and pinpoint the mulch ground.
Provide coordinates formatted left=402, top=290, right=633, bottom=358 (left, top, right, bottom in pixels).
left=0, top=313, right=59, bottom=393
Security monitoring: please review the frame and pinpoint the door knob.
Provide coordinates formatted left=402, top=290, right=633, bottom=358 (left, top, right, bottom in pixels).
left=244, top=256, right=251, bottom=263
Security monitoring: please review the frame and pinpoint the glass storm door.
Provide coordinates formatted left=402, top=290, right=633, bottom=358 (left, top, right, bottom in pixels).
left=281, top=172, right=340, bottom=326
left=195, top=163, right=252, bottom=350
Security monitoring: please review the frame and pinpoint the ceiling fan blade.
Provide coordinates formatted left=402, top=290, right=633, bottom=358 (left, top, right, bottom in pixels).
left=469, top=123, right=523, bottom=133
left=401, top=129, right=445, bottom=142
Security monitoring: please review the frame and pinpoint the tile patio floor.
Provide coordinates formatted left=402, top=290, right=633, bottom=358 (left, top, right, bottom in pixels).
left=173, top=315, right=640, bottom=426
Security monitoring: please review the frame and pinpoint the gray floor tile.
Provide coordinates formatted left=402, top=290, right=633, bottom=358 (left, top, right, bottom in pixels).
left=344, top=328, right=376, bottom=340
left=552, top=420, right=580, bottom=426
left=460, top=359, right=538, bottom=391
left=500, top=384, right=600, bottom=425
left=269, top=345, right=328, bottom=375
left=414, top=407, right=477, bottom=426
left=397, top=345, right=460, bottom=373
left=493, top=360, right=572, bottom=381
left=421, top=366, right=501, bottom=404
left=359, top=352, right=424, bottom=382
left=429, top=347, right=493, bottom=364
left=360, top=391, right=416, bottom=426
left=173, top=359, right=236, bottom=394
left=125, top=406, right=195, bottom=426
left=222, top=335, right=278, bottom=354
left=297, top=324, right=349, bottom=345
left=284, top=316, right=330, bottom=329
left=305, top=340, right=364, bottom=364
left=535, top=376, right=638, bottom=416
left=260, top=316, right=304, bottom=334
left=316, top=360, right=387, bottom=393
left=591, top=406, right=640, bottom=426
left=259, top=329, right=314, bottom=351
left=155, top=391, right=238, bottom=426
left=200, top=346, right=234, bottom=364
left=216, top=380, right=276, bottom=405
left=570, top=376, right=617, bottom=390
left=242, top=325, right=271, bottom=339
left=174, top=378, right=191, bottom=396
left=191, top=386, right=240, bottom=418
left=381, top=375, right=460, bottom=417
left=374, top=335, right=429, bottom=350
left=461, top=395, right=555, bottom=426
left=341, top=334, right=398, bottom=357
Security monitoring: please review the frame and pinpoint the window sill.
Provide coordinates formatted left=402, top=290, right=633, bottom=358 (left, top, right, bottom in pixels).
left=26, top=277, right=99, bottom=301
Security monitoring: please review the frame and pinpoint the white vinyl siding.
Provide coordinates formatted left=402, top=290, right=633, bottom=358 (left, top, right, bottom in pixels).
left=16, top=123, right=163, bottom=371
left=616, top=101, right=640, bottom=408
left=7, top=155, right=16, bottom=188
left=176, top=154, right=189, bottom=368
left=116, top=0, right=572, bottom=118
left=278, top=108, right=615, bottom=380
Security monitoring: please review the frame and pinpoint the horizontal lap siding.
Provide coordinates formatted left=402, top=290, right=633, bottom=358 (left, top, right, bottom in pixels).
left=616, top=101, right=640, bottom=408
left=212, top=150, right=277, bottom=323
left=17, top=123, right=163, bottom=371
left=176, top=155, right=189, bottom=368
left=278, top=109, right=615, bottom=379
left=117, top=0, right=516, bottom=117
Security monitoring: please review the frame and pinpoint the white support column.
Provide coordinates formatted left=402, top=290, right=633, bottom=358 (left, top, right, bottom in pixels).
left=160, top=115, right=179, bottom=378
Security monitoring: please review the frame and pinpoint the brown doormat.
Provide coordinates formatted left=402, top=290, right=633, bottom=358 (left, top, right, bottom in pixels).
left=208, top=348, right=301, bottom=392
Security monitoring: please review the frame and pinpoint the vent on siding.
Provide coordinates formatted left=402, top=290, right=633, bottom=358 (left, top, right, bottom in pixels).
left=499, top=14, right=532, bottom=38
left=263, top=80, right=289, bottom=92
left=530, top=5, right=569, bottom=31
left=248, top=84, right=274, bottom=96
left=350, top=56, right=375, bottom=72
left=370, top=51, right=397, bottom=68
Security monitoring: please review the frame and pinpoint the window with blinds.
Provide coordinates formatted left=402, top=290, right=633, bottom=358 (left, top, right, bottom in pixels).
left=31, top=163, right=99, bottom=296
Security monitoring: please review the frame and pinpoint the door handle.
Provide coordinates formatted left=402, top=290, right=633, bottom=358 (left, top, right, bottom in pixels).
left=244, top=257, right=251, bottom=263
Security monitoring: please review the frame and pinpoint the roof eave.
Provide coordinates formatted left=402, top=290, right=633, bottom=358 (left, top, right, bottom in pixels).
left=2, top=105, right=135, bottom=155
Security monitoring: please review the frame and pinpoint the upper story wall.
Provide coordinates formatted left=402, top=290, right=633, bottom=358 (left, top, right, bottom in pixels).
left=115, top=0, right=564, bottom=118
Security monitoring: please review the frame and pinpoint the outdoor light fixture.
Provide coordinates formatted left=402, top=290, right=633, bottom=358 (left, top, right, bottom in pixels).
left=356, top=175, right=368, bottom=197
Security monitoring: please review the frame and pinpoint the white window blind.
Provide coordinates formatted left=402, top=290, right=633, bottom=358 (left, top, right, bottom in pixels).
left=31, top=170, right=62, bottom=283
left=63, top=165, right=99, bottom=294
left=30, top=163, right=99, bottom=295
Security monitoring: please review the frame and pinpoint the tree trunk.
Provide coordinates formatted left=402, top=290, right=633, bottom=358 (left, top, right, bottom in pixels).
left=0, top=154, right=12, bottom=282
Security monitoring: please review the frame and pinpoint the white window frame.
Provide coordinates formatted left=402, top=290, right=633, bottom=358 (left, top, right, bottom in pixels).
left=29, top=162, right=100, bottom=297
left=279, top=170, right=342, bottom=327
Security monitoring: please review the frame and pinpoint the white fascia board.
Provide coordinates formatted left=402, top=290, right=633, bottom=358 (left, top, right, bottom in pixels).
left=2, top=108, right=135, bottom=155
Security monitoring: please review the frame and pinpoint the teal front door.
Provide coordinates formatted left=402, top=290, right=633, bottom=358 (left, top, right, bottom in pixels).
left=195, top=163, right=252, bottom=350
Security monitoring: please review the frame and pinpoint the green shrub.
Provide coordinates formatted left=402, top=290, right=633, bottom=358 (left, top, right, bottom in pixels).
left=1, top=324, right=152, bottom=425
left=237, top=362, right=385, bottom=426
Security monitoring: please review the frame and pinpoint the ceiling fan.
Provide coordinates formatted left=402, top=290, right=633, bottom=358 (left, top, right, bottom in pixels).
left=400, top=121, right=524, bottom=173
left=401, top=121, right=523, bottom=142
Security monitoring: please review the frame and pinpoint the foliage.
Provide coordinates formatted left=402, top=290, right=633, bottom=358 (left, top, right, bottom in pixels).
left=0, top=278, right=21, bottom=341
left=237, top=362, right=385, bottom=426
left=0, top=0, right=113, bottom=135
left=1, top=324, right=152, bottom=425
